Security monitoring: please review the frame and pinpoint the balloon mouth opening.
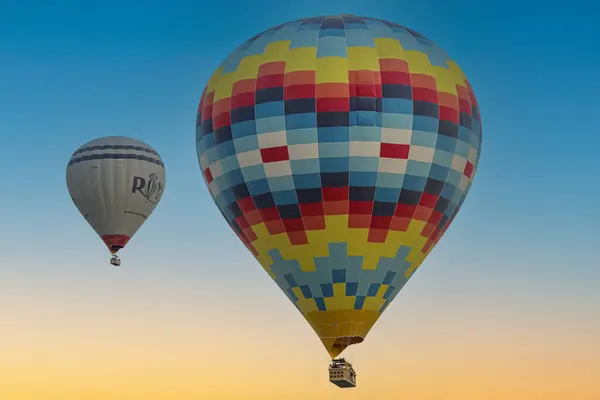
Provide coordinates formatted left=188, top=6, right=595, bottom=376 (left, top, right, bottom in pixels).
left=329, top=336, right=364, bottom=358
left=101, top=234, right=131, bottom=254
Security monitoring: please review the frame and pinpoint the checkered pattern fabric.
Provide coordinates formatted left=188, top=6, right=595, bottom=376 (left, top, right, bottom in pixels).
left=196, top=15, right=482, bottom=358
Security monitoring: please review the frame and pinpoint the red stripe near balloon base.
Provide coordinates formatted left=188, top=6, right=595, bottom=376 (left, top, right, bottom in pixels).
left=101, top=234, right=131, bottom=254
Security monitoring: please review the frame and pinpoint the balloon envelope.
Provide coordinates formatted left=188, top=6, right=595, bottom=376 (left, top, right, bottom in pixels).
left=196, top=15, right=482, bottom=358
left=67, top=136, right=166, bottom=254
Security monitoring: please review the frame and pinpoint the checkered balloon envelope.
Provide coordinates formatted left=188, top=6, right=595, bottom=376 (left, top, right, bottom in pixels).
left=196, top=15, right=482, bottom=359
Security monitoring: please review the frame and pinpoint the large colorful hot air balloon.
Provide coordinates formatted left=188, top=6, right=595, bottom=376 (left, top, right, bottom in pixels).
left=67, top=136, right=166, bottom=266
left=196, top=15, right=481, bottom=362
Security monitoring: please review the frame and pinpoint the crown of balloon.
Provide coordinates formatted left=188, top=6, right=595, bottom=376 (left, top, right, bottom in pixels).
left=149, top=173, right=158, bottom=180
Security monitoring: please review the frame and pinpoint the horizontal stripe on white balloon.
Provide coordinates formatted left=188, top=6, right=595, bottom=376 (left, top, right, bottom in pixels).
left=73, top=144, right=159, bottom=156
left=67, top=153, right=164, bottom=167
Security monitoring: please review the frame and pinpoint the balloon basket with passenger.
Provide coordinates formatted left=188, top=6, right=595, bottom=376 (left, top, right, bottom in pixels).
left=110, top=255, right=121, bottom=267
left=328, top=358, right=356, bottom=388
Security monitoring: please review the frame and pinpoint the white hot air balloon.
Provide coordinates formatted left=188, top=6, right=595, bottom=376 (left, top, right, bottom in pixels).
left=66, top=136, right=166, bottom=266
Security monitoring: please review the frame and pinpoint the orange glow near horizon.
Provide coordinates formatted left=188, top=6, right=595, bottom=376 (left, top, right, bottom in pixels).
left=2, top=288, right=598, bottom=400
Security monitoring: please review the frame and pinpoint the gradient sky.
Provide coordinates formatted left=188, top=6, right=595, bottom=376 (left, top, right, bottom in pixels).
left=1, top=0, right=599, bottom=399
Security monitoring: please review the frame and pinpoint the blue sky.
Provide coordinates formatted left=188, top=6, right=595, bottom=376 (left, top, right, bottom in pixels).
left=1, top=0, right=598, bottom=356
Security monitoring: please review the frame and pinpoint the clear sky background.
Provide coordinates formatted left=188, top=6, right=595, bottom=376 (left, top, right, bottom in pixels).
left=1, top=0, right=599, bottom=399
